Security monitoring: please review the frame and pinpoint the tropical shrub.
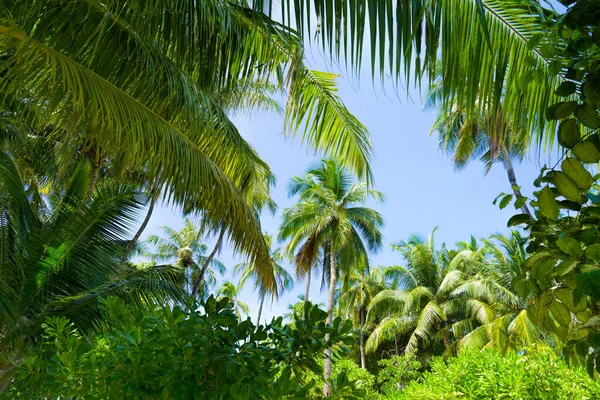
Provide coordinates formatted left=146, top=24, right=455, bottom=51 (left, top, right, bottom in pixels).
left=2, top=297, right=357, bottom=399
left=376, top=355, right=422, bottom=395
left=501, top=0, right=600, bottom=371
left=393, top=347, right=600, bottom=400
left=303, top=358, right=380, bottom=400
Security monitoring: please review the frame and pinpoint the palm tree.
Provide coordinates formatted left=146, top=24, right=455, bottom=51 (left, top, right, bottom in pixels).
left=217, top=281, right=249, bottom=321
left=278, top=159, right=384, bottom=396
left=146, top=219, right=226, bottom=299
left=458, top=231, right=550, bottom=354
left=426, top=80, right=533, bottom=218
left=337, top=262, right=387, bottom=368
left=366, top=230, right=499, bottom=360
left=235, top=234, right=294, bottom=325
left=277, top=0, right=565, bottom=149
left=0, top=151, right=185, bottom=358
left=1, top=3, right=376, bottom=290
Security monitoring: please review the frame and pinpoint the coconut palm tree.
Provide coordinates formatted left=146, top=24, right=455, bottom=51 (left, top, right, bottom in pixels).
left=146, top=220, right=226, bottom=299
left=0, top=151, right=185, bottom=358
left=235, top=234, right=294, bottom=325
left=217, top=281, right=249, bottom=321
left=277, top=0, right=565, bottom=150
left=366, top=230, right=499, bottom=360
left=425, top=80, right=534, bottom=218
left=278, top=159, right=384, bottom=396
left=337, top=261, right=387, bottom=368
left=458, top=231, right=550, bottom=354
left=0, top=3, right=375, bottom=292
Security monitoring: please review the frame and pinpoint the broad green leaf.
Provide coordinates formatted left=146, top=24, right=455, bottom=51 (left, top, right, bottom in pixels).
left=507, top=213, right=531, bottom=227
left=538, top=186, right=559, bottom=220
left=576, top=270, right=600, bottom=301
left=551, top=101, right=578, bottom=120
left=523, top=252, right=556, bottom=278
left=562, top=158, right=593, bottom=190
left=555, top=81, right=577, bottom=97
left=575, top=104, right=600, bottom=129
left=514, top=196, right=527, bottom=210
left=556, top=260, right=578, bottom=276
left=572, top=141, right=600, bottom=163
left=499, top=194, right=513, bottom=210
left=558, top=119, right=580, bottom=148
left=549, top=300, right=571, bottom=327
left=586, top=244, right=600, bottom=262
left=558, top=200, right=582, bottom=211
left=553, top=172, right=582, bottom=202
left=556, top=237, right=581, bottom=258
left=554, top=288, right=576, bottom=310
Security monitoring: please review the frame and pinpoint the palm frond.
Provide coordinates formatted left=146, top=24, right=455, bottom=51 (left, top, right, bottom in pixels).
left=281, top=0, right=563, bottom=148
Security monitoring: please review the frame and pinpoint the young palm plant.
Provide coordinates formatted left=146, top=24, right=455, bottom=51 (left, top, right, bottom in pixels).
left=235, top=233, right=294, bottom=325
left=278, top=159, right=384, bottom=396
left=0, top=151, right=185, bottom=360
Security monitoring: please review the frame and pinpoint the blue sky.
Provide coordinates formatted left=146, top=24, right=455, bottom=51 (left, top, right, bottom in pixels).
left=141, top=51, right=554, bottom=322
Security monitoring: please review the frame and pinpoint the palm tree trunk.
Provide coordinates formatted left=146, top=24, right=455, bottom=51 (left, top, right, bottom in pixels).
left=359, top=306, right=366, bottom=369
left=323, top=244, right=336, bottom=397
left=85, top=158, right=101, bottom=199
left=122, top=190, right=157, bottom=263
left=191, top=227, right=225, bottom=299
left=303, top=267, right=311, bottom=320
left=256, top=294, right=265, bottom=325
left=500, top=145, right=533, bottom=218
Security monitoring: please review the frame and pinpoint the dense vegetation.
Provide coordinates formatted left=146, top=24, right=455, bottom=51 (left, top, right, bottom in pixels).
left=1, top=0, right=600, bottom=398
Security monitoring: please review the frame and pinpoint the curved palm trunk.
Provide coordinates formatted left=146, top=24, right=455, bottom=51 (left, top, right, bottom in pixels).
left=323, top=245, right=336, bottom=397
left=359, top=306, right=366, bottom=369
left=191, top=227, right=225, bottom=299
left=500, top=145, right=533, bottom=219
left=303, top=267, right=311, bottom=320
left=122, top=191, right=158, bottom=263
left=256, top=294, right=265, bottom=325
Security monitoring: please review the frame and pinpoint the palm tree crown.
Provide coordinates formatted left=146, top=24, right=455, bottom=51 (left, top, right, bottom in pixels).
left=146, top=219, right=226, bottom=299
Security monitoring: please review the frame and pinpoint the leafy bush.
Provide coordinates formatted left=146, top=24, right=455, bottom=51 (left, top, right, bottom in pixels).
left=376, top=355, right=422, bottom=395
left=303, top=358, right=380, bottom=399
left=2, top=297, right=358, bottom=399
left=392, top=347, right=600, bottom=400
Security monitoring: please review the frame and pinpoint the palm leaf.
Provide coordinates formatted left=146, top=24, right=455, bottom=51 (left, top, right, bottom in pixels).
left=280, top=0, right=564, bottom=148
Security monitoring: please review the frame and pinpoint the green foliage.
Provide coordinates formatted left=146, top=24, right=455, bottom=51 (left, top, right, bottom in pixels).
left=376, top=355, right=422, bottom=395
left=393, top=348, right=600, bottom=400
left=0, top=152, right=185, bottom=351
left=3, top=297, right=357, bottom=399
left=502, top=0, right=600, bottom=373
left=303, top=359, right=380, bottom=400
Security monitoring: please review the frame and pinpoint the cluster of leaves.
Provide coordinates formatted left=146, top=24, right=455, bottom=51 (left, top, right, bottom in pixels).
left=393, top=347, right=600, bottom=400
left=504, top=0, right=600, bottom=373
left=302, top=358, right=380, bottom=399
left=2, top=297, right=360, bottom=399
left=376, top=355, right=422, bottom=396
